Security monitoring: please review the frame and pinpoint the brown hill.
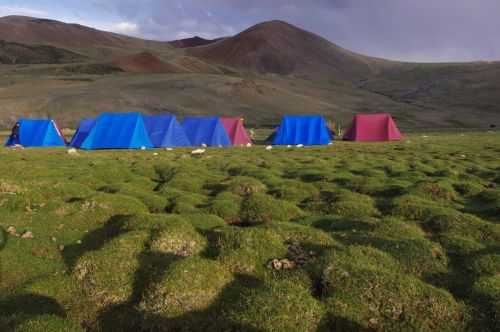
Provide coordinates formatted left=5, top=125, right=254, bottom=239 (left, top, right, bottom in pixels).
left=112, top=52, right=183, bottom=73
left=0, top=16, right=170, bottom=57
left=0, top=40, right=86, bottom=64
left=169, top=36, right=220, bottom=48
left=188, top=20, right=393, bottom=80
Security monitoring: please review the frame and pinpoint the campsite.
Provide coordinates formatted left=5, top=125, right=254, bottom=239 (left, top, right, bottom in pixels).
left=1, top=3, right=500, bottom=332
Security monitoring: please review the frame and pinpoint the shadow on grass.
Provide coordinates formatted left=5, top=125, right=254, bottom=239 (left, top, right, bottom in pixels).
left=61, top=214, right=132, bottom=270
left=0, top=293, right=65, bottom=330
left=92, top=273, right=265, bottom=332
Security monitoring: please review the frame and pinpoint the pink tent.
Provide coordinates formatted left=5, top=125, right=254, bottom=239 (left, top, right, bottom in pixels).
left=220, top=117, right=252, bottom=145
left=344, top=113, right=402, bottom=141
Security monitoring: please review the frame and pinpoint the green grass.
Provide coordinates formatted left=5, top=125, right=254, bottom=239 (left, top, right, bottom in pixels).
left=1, top=132, right=499, bottom=331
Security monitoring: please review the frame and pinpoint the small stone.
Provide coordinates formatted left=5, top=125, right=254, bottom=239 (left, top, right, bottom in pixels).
left=21, top=231, right=34, bottom=239
left=76, top=240, right=82, bottom=244
left=191, top=149, right=206, bottom=155
left=246, top=143, right=252, bottom=147
left=281, top=259, right=296, bottom=270
left=268, top=259, right=283, bottom=270
left=51, top=237, right=57, bottom=242
left=368, top=318, right=378, bottom=327
left=153, top=152, right=159, bottom=156
left=67, top=148, right=78, bottom=155
left=165, top=148, right=174, bottom=151
left=265, top=145, right=273, bottom=151
left=7, top=226, right=17, bottom=236
left=296, top=144, right=304, bottom=148
left=58, top=245, right=65, bottom=251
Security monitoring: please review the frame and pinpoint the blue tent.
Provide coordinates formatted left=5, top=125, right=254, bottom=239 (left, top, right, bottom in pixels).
left=80, top=113, right=154, bottom=150
left=69, top=118, right=96, bottom=148
left=273, top=115, right=332, bottom=145
left=182, top=117, right=231, bottom=147
left=5, top=119, right=66, bottom=147
left=143, top=114, right=191, bottom=148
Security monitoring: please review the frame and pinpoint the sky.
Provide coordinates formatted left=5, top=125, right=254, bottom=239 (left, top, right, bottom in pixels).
left=1, top=0, right=499, bottom=62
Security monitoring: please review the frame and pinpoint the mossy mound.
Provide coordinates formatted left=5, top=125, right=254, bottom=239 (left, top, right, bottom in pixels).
left=13, top=315, right=84, bottom=332
left=453, top=181, right=484, bottom=197
left=469, top=254, right=500, bottom=277
left=148, top=216, right=207, bottom=257
left=240, top=193, right=304, bottom=224
left=334, top=175, right=387, bottom=195
left=72, top=229, right=149, bottom=306
left=82, top=192, right=150, bottom=216
left=321, top=248, right=468, bottom=331
left=140, top=257, right=233, bottom=319
left=306, top=215, right=380, bottom=233
left=227, top=278, right=325, bottom=332
left=166, top=191, right=207, bottom=214
left=270, top=180, right=319, bottom=203
left=426, top=212, right=500, bottom=244
left=344, top=219, right=448, bottom=277
left=304, top=190, right=379, bottom=218
left=226, top=176, right=267, bottom=196
left=215, top=226, right=288, bottom=275
left=118, top=184, right=167, bottom=213
left=0, top=226, right=6, bottom=250
left=207, top=192, right=242, bottom=223
left=390, top=194, right=449, bottom=221
left=438, top=235, right=486, bottom=256
left=471, top=276, right=500, bottom=328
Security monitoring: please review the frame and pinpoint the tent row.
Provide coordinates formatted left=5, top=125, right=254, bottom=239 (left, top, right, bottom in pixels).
left=4, top=113, right=402, bottom=149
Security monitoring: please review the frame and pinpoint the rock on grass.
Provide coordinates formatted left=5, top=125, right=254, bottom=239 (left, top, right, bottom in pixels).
left=215, top=226, right=288, bottom=275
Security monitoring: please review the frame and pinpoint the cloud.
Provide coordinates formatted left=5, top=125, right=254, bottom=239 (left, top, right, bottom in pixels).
left=0, top=5, right=48, bottom=17
left=111, top=21, right=140, bottom=35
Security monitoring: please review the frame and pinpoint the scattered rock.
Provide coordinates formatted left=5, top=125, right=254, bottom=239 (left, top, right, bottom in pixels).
left=141, top=146, right=147, bottom=150
left=287, top=145, right=292, bottom=148
left=76, top=240, right=82, bottom=244
left=21, top=231, right=34, bottom=239
left=201, top=143, right=208, bottom=148
left=58, top=245, right=65, bottom=251
left=153, top=152, right=159, bottom=156
left=368, top=318, right=378, bottom=327
left=265, top=146, right=273, bottom=151
left=296, top=144, right=304, bottom=148
left=10, top=144, right=24, bottom=150
left=51, top=237, right=57, bottom=242
left=191, top=149, right=206, bottom=155
left=165, top=148, right=174, bottom=151
left=246, top=143, right=252, bottom=147
left=67, top=148, right=78, bottom=155
left=7, top=226, right=18, bottom=236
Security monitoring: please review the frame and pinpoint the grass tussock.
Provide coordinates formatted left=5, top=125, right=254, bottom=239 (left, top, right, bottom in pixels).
left=1, top=133, right=499, bottom=331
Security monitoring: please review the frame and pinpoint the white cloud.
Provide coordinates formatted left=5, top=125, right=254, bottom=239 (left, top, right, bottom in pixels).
left=111, top=21, right=140, bottom=35
left=0, top=5, right=48, bottom=17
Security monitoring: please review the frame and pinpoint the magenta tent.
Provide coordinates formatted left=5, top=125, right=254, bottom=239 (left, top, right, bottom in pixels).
left=220, top=117, right=252, bottom=145
left=344, top=113, right=402, bottom=142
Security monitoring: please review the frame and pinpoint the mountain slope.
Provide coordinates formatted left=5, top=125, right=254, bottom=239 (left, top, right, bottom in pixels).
left=169, top=36, right=221, bottom=48
left=0, top=40, right=86, bottom=64
left=188, top=20, right=393, bottom=80
left=0, top=16, right=171, bottom=58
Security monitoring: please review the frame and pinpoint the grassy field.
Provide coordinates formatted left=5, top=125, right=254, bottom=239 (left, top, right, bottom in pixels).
left=1, top=133, right=499, bottom=331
